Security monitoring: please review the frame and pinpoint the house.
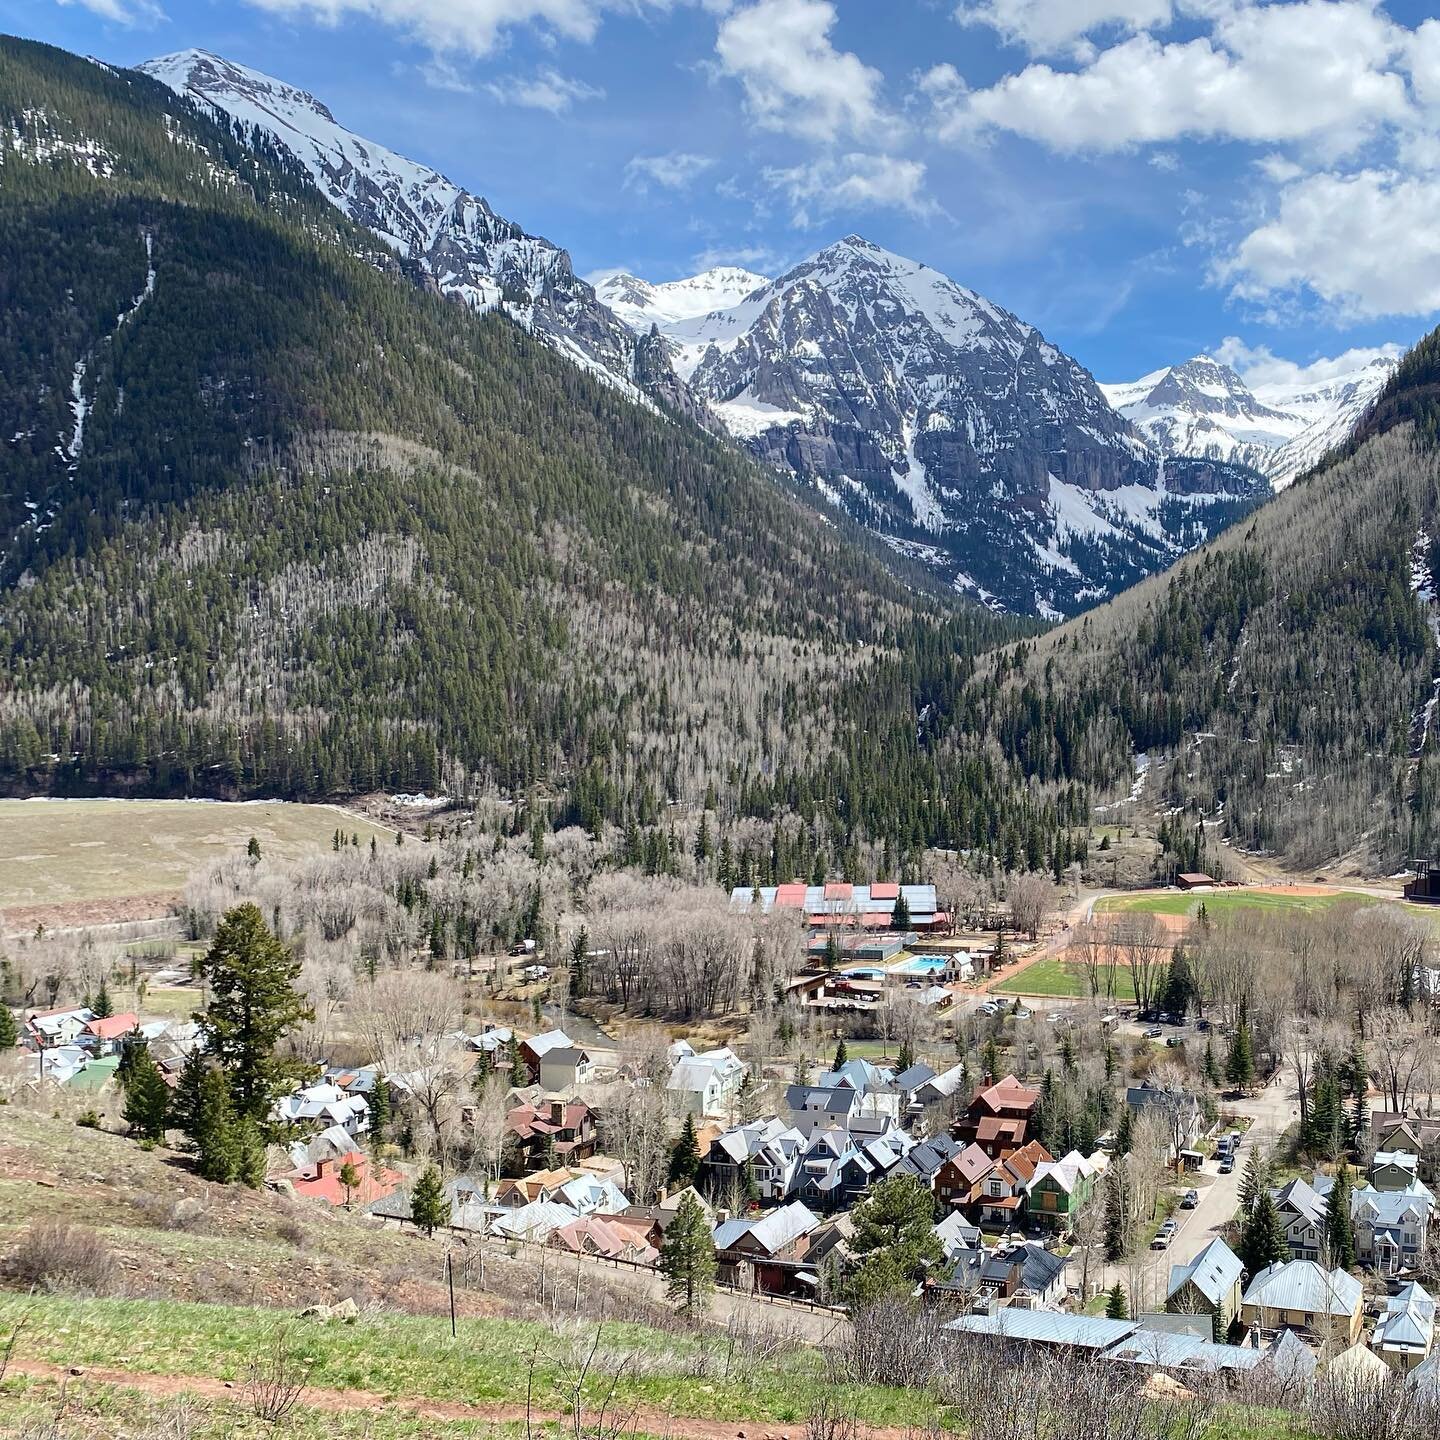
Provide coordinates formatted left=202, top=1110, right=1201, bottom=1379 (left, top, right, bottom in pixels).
left=1240, top=1261, right=1364, bottom=1346
left=549, top=1215, right=658, bottom=1265
left=368, top=1172, right=498, bottom=1233
left=1176, top=873, right=1216, bottom=891
left=1370, top=1150, right=1425, bottom=1193
left=493, top=1200, right=580, bottom=1243
left=1124, top=1081, right=1204, bottom=1157
left=1271, top=1177, right=1329, bottom=1261
left=495, top=1168, right=577, bottom=1208
left=971, top=1141, right=1053, bottom=1228
left=1373, top=1283, right=1435, bottom=1375
left=912, top=1062, right=970, bottom=1112
left=892, top=1062, right=937, bottom=1111
left=703, top=1117, right=806, bottom=1201
left=1350, top=1187, right=1432, bottom=1274
left=712, top=1200, right=820, bottom=1297
left=1328, top=1342, right=1393, bottom=1389
left=667, top=1045, right=746, bottom=1117
left=934, top=1210, right=983, bottom=1260
left=83, top=1012, right=140, bottom=1055
left=976, top=1242, right=1068, bottom=1308
left=1166, top=1237, right=1244, bottom=1326
left=24, top=1007, right=95, bottom=1049
left=953, top=1075, right=1041, bottom=1159
left=1307, top=1170, right=1435, bottom=1273
left=519, top=1029, right=573, bottom=1081
left=1411, top=1346, right=1440, bottom=1397
left=284, top=1151, right=404, bottom=1209
left=554, top=1172, right=629, bottom=1217
left=274, top=1081, right=370, bottom=1136
left=947, top=1310, right=1136, bottom=1353
left=507, top=1098, right=597, bottom=1168
left=286, top=1122, right=363, bottom=1174
left=785, top=1083, right=866, bottom=1137
left=935, top=1142, right=996, bottom=1209
left=1373, top=1113, right=1440, bottom=1171
left=537, top=1046, right=594, bottom=1093
left=1026, top=1150, right=1102, bottom=1228
left=792, top=1127, right=876, bottom=1210
left=622, top=1186, right=715, bottom=1235
left=892, top=1132, right=963, bottom=1192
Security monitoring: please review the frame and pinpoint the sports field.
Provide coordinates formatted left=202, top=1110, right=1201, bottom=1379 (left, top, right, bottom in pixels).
left=993, top=955, right=1143, bottom=1000
left=0, top=798, right=391, bottom=912
left=1093, top=888, right=1380, bottom=920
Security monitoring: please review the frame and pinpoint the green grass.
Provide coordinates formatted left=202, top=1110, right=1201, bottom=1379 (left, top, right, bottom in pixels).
left=993, top=957, right=1140, bottom=1001
left=0, top=799, right=393, bottom=909
left=1093, top=889, right=1376, bottom=920
left=0, top=1296, right=927, bottom=1430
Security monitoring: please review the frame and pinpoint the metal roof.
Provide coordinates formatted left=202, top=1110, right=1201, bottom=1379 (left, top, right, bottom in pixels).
left=1242, top=1261, right=1362, bottom=1317
left=947, top=1310, right=1137, bottom=1350
left=1167, top=1237, right=1244, bottom=1307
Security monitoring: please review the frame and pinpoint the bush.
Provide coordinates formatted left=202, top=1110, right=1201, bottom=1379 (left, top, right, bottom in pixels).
left=3, top=1220, right=120, bottom=1295
left=75, top=1110, right=101, bottom=1129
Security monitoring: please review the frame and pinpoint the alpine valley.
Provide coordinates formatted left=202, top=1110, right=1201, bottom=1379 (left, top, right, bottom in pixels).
left=139, top=48, right=1279, bottom=619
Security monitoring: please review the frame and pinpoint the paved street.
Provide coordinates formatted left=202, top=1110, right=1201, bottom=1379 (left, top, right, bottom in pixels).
left=1093, top=1072, right=1297, bottom=1309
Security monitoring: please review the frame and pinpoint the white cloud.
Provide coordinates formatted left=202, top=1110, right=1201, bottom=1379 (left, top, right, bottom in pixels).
left=948, top=2, right=1411, bottom=155
left=762, top=153, right=933, bottom=227
left=485, top=67, right=604, bottom=112
left=624, top=152, right=714, bottom=191
left=714, top=0, right=898, bottom=144
left=243, top=0, right=674, bottom=57
left=1213, top=335, right=1405, bottom=390
left=1219, top=169, right=1440, bottom=319
left=56, top=0, right=164, bottom=21
left=955, top=0, right=1173, bottom=58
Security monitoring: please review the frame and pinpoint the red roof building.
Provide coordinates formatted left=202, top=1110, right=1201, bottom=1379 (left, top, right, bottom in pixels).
left=85, top=1013, right=140, bottom=1043
left=508, top=1098, right=598, bottom=1167
left=286, top=1152, right=404, bottom=1208
left=953, top=1075, right=1042, bottom=1159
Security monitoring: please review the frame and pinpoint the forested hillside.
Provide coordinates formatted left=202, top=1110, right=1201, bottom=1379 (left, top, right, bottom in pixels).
left=0, top=38, right=1088, bottom=871
left=954, top=394, right=1440, bottom=868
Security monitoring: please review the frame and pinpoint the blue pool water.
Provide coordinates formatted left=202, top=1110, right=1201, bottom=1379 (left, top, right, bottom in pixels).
left=894, top=954, right=949, bottom=975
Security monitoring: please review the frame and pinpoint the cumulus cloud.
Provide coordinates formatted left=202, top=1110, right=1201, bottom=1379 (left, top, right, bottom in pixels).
left=955, top=0, right=1174, bottom=57
left=1218, top=168, right=1440, bottom=319
left=1213, top=335, right=1405, bottom=390
left=946, top=2, right=1410, bottom=154
left=624, top=152, right=714, bottom=191
left=762, top=153, right=933, bottom=227
left=714, top=0, right=898, bottom=145
left=243, top=0, right=673, bottom=57
left=485, top=67, right=603, bottom=112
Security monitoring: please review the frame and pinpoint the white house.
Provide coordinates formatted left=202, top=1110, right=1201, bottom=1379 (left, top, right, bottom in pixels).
left=25, top=1007, right=95, bottom=1049
left=1373, top=1283, right=1435, bottom=1375
left=273, top=1082, right=370, bottom=1135
left=666, top=1044, right=746, bottom=1116
left=538, top=1046, right=595, bottom=1093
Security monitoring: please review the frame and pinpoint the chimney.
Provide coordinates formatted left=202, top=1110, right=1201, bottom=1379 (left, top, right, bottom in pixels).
left=550, top=1099, right=565, bottom=1127
left=715, top=1207, right=731, bottom=1224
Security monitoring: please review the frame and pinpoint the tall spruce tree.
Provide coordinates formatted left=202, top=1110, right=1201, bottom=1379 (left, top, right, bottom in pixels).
left=1226, top=1010, right=1256, bottom=1093
left=668, top=1113, right=701, bottom=1189
left=121, top=1046, right=171, bottom=1143
left=0, top=1004, right=18, bottom=1050
left=193, top=1066, right=241, bottom=1184
left=195, top=903, right=314, bottom=1124
left=1239, top=1189, right=1289, bottom=1276
left=658, top=1190, right=716, bottom=1318
left=1325, top=1165, right=1357, bottom=1270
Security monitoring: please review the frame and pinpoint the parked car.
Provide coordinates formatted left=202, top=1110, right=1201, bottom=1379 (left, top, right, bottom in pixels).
left=1014, top=1006, right=1033, bottom=1020
left=1150, top=1230, right=1173, bottom=1250
left=1165, top=1036, right=1184, bottom=1047
left=1143, top=1027, right=1164, bottom=1039
left=1218, top=1157, right=1235, bottom=1175
left=1181, top=1189, right=1199, bottom=1209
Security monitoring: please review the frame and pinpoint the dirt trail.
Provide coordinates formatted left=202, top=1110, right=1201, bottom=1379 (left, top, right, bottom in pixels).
left=12, top=1359, right=920, bottom=1439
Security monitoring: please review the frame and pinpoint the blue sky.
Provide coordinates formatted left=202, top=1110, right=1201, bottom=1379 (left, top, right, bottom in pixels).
left=11, top=1, right=1440, bottom=389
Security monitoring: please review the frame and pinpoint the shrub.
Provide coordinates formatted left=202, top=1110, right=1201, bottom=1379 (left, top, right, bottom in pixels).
left=3, top=1220, right=120, bottom=1295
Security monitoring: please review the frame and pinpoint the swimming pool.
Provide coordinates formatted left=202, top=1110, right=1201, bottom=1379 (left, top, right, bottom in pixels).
left=892, top=954, right=950, bottom=975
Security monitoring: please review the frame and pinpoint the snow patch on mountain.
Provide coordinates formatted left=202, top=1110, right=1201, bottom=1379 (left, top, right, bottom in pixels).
left=595, top=267, right=769, bottom=331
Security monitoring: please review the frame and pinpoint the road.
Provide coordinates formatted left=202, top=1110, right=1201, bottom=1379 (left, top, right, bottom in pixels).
left=1091, top=1073, right=1296, bottom=1310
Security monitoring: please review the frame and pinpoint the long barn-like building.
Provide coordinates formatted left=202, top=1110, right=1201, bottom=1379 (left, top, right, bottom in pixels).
left=728, top=882, right=947, bottom=932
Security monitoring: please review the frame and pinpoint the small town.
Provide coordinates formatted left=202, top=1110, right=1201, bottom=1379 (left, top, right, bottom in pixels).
left=4, top=815, right=1439, bottom=1440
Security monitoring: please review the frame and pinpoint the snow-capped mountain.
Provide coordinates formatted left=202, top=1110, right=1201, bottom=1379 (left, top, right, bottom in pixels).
left=1103, top=354, right=1396, bottom=489
left=595, top=267, right=769, bottom=331
left=137, top=50, right=688, bottom=405
left=632, top=236, right=1267, bottom=616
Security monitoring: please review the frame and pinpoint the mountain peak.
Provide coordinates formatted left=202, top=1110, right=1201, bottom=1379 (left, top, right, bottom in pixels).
left=140, top=50, right=337, bottom=125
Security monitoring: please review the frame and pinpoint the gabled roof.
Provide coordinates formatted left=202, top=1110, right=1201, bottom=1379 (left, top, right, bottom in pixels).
left=816, top=1058, right=896, bottom=1094
left=1167, top=1237, right=1243, bottom=1307
left=1028, top=1150, right=1097, bottom=1196
left=934, top=1210, right=983, bottom=1258
left=1271, top=1177, right=1328, bottom=1230
left=785, top=1084, right=860, bottom=1115
left=1242, top=1260, right=1362, bottom=1318
left=522, top=1029, right=572, bottom=1059
left=1000, top=1140, right=1053, bottom=1185
left=972, top=1075, right=1040, bottom=1115
left=85, top=1012, right=139, bottom=1041
left=947, top=1310, right=1134, bottom=1350
left=892, top=1062, right=937, bottom=1092
left=712, top=1200, right=818, bottom=1256
left=950, top=1142, right=997, bottom=1187
left=894, top=1132, right=961, bottom=1181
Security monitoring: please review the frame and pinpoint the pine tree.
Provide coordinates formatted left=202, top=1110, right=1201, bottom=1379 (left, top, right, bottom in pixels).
left=668, top=1112, right=701, bottom=1188
left=411, top=1164, right=451, bottom=1236
left=833, top=1039, right=849, bottom=1071
left=896, top=1037, right=915, bottom=1074
left=247, top=836, right=262, bottom=862
left=892, top=893, right=911, bottom=929
left=1202, top=1040, right=1222, bottom=1089
left=1325, top=1164, right=1356, bottom=1270
left=823, top=932, right=840, bottom=971
left=982, top=1036, right=1001, bottom=1083
left=195, top=903, right=315, bottom=1124
left=1239, top=1147, right=1270, bottom=1214
left=172, top=1048, right=208, bottom=1148
left=236, top=1116, right=267, bottom=1188
left=121, top=1046, right=171, bottom=1143
left=193, top=1067, right=241, bottom=1184
left=1103, top=1168, right=1129, bottom=1260
left=367, top=1076, right=390, bottom=1148
left=1212, top=1304, right=1228, bottom=1344
left=1114, top=1103, right=1135, bottom=1157
left=1239, top=1190, right=1289, bottom=1276
left=92, top=976, right=113, bottom=1020
left=0, top=1005, right=16, bottom=1050
left=1106, top=1283, right=1129, bottom=1320
left=1226, top=1010, right=1256, bottom=1093
left=848, top=1174, right=943, bottom=1305
left=658, top=1190, right=716, bottom=1318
